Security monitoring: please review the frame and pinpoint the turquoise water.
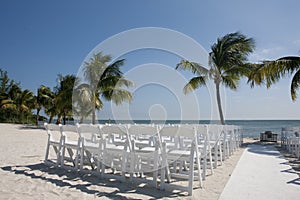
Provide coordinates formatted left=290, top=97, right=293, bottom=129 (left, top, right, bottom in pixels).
left=57, top=119, right=300, bottom=138
left=97, top=119, right=300, bottom=138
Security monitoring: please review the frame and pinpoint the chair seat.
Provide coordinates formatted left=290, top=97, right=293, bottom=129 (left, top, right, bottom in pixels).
left=84, top=141, right=99, bottom=148
left=138, top=146, right=156, bottom=152
left=64, top=140, right=79, bottom=147
left=168, top=149, right=191, bottom=157
left=105, top=143, right=124, bottom=151
left=134, top=140, right=150, bottom=148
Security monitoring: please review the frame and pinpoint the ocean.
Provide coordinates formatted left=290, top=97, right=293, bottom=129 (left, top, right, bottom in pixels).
left=94, top=119, right=300, bottom=138
left=57, top=119, right=300, bottom=139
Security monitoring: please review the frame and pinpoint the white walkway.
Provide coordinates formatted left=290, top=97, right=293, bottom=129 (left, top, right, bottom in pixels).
left=219, top=144, right=300, bottom=200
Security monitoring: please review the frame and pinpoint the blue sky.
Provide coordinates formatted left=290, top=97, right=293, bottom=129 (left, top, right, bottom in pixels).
left=1, top=0, right=300, bottom=120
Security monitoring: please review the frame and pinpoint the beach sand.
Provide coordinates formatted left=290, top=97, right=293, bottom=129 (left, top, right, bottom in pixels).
left=0, top=123, right=248, bottom=200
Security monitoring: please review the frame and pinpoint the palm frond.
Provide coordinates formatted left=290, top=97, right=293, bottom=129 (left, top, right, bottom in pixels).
left=183, top=76, right=207, bottom=94
left=176, top=60, right=208, bottom=76
left=291, top=69, right=300, bottom=101
left=222, top=75, right=239, bottom=90
left=211, top=32, right=255, bottom=72
left=101, top=88, right=132, bottom=105
left=100, top=59, right=124, bottom=81
left=276, top=56, right=300, bottom=73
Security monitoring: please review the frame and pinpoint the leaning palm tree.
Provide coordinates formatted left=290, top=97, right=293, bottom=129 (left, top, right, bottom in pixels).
left=248, top=56, right=300, bottom=101
left=176, top=32, right=255, bottom=124
left=82, top=52, right=133, bottom=124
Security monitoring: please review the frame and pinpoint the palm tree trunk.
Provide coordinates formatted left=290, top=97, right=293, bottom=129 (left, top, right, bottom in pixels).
left=92, top=93, right=96, bottom=124
left=215, top=82, right=225, bottom=125
left=36, top=109, right=40, bottom=126
left=49, top=115, right=53, bottom=124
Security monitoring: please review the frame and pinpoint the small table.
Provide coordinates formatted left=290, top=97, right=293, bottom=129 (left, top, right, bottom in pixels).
left=260, top=131, right=278, bottom=142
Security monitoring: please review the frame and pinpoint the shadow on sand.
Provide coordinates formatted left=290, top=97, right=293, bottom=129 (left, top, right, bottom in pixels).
left=1, top=163, right=184, bottom=199
left=246, top=143, right=283, bottom=157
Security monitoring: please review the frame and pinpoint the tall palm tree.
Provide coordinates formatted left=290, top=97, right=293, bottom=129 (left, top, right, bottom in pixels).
left=248, top=56, right=300, bottom=101
left=176, top=32, right=255, bottom=124
left=82, top=52, right=133, bottom=124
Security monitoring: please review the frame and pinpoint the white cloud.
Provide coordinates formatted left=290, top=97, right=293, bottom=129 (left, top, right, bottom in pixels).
left=249, top=46, right=284, bottom=62
left=293, top=39, right=300, bottom=46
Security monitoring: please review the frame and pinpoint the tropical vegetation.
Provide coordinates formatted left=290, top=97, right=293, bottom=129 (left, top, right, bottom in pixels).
left=74, top=52, right=133, bottom=124
left=0, top=52, right=133, bottom=125
left=248, top=56, right=300, bottom=101
left=176, top=32, right=255, bottom=124
left=0, top=69, right=35, bottom=123
left=2, top=35, right=300, bottom=126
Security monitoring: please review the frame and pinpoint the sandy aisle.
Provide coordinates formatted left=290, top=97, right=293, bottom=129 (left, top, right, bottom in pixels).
left=0, top=123, right=246, bottom=200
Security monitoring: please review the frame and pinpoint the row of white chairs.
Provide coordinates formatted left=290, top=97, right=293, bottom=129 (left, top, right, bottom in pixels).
left=44, top=123, right=242, bottom=196
left=281, top=127, right=300, bottom=159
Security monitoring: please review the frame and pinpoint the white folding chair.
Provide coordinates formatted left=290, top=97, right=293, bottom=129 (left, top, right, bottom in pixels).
left=60, top=124, right=82, bottom=170
left=207, top=124, right=223, bottom=168
left=100, top=124, right=130, bottom=181
left=196, top=124, right=214, bottom=179
left=44, top=123, right=63, bottom=166
left=160, top=125, right=202, bottom=196
left=127, top=124, right=160, bottom=187
left=77, top=124, right=103, bottom=172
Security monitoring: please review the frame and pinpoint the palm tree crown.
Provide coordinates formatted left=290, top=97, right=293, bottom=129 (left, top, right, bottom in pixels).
left=176, top=32, right=255, bottom=124
left=77, top=52, right=133, bottom=124
left=248, top=56, right=300, bottom=101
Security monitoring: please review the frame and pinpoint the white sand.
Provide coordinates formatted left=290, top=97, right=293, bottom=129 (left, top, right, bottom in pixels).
left=0, top=123, right=246, bottom=200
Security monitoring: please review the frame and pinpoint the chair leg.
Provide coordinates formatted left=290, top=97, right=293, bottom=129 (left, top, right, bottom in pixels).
left=80, top=147, right=84, bottom=171
left=130, top=152, right=135, bottom=182
left=45, top=142, right=50, bottom=162
left=153, top=151, right=158, bottom=188
left=188, top=143, right=195, bottom=196
left=208, top=148, right=214, bottom=175
left=121, top=151, right=127, bottom=182
left=195, top=148, right=203, bottom=188
left=160, top=143, right=167, bottom=190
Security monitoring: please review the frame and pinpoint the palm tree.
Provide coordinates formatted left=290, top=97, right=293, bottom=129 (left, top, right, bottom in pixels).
left=82, top=52, right=133, bottom=124
left=176, top=32, right=255, bottom=124
left=54, top=74, right=76, bottom=124
left=0, top=69, right=21, bottom=122
left=15, top=89, right=35, bottom=123
left=73, top=83, right=102, bottom=123
left=248, top=56, right=300, bottom=101
left=35, top=85, right=54, bottom=125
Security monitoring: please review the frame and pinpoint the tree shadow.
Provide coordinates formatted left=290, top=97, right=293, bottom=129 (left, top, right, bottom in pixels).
left=246, top=144, right=282, bottom=157
left=1, top=163, right=185, bottom=199
left=18, top=125, right=45, bottom=130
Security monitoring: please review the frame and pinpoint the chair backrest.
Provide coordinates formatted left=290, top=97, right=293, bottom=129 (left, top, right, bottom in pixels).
left=196, top=124, right=208, bottom=138
left=60, top=125, right=80, bottom=142
left=44, top=123, right=62, bottom=142
left=160, top=125, right=196, bottom=139
left=101, top=124, right=129, bottom=147
left=77, top=124, right=102, bottom=143
left=127, top=124, right=159, bottom=137
left=127, top=124, right=160, bottom=148
left=207, top=124, right=222, bottom=141
left=101, top=124, right=127, bottom=136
